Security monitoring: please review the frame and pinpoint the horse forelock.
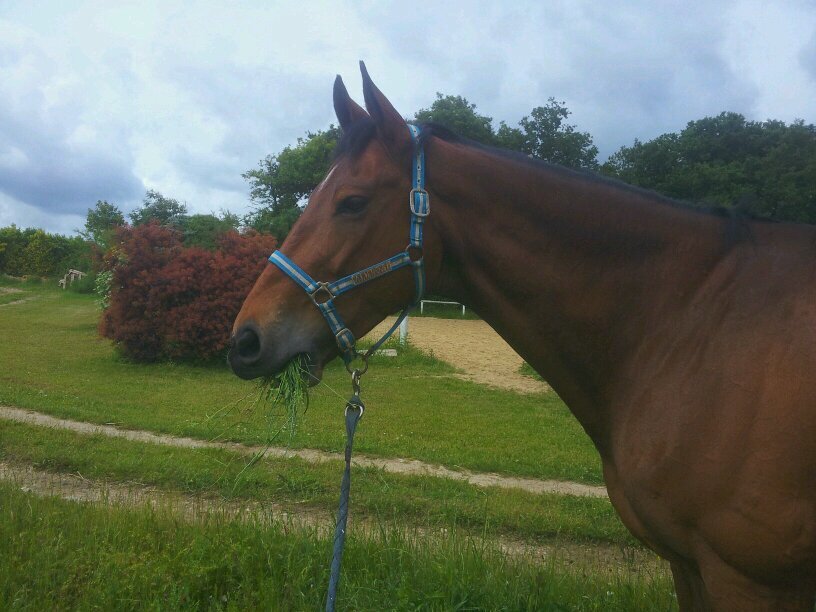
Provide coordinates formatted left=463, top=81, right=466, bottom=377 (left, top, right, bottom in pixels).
left=333, top=117, right=378, bottom=161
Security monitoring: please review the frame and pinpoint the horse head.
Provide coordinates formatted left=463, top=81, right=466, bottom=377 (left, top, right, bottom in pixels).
left=229, top=63, right=441, bottom=382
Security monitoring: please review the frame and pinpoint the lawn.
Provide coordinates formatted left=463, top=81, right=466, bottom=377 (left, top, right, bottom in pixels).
left=0, top=279, right=675, bottom=609
left=0, top=282, right=602, bottom=485
left=0, top=483, right=675, bottom=611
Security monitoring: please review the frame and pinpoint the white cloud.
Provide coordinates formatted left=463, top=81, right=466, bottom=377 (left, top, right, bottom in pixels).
left=0, top=0, right=813, bottom=234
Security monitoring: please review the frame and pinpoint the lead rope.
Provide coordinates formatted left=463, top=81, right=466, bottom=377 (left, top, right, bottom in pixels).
left=325, top=369, right=365, bottom=612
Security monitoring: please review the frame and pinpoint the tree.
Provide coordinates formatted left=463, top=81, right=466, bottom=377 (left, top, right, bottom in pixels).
left=414, top=93, right=496, bottom=145
left=81, top=200, right=125, bottom=247
left=601, top=113, right=816, bottom=222
left=243, top=127, right=340, bottom=240
left=129, top=190, right=188, bottom=227
left=182, top=212, right=240, bottom=251
left=512, top=99, right=599, bottom=170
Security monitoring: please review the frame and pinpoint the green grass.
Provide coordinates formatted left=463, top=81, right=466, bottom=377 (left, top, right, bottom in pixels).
left=519, top=361, right=545, bottom=382
left=0, top=288, right=603, bottom=484
left=0, top=482, right=676, bottom=611
left=0, top=420, right=631, bottom=546
left=0, top=291, right=27, bottom=306
left=414, top=300, right=481, bottom=320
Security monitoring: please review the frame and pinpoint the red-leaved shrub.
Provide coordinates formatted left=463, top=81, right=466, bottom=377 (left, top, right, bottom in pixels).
left=99, top=222, right=277, bottom=362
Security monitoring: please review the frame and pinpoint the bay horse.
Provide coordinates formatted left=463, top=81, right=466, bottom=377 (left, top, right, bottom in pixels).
left=229, top=63, right=816, bottom=610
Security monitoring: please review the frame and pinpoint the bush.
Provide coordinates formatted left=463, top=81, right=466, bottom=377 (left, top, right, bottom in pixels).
left=0, top=225, right=92, bottom=277
left=99, top=223, right=277, bottom=362
left=66, top=272, right=97, bottom=294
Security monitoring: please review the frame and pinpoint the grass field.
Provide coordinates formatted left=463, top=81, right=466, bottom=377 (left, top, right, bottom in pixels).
left=0, top=278, right=675, bottom=609
left=0, top=279, right=602, bottom=485
left=0, top=483, right=675, bottom=610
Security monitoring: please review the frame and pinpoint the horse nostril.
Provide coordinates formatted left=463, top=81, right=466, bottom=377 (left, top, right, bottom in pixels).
left=235, top=326, right=262, bottom=363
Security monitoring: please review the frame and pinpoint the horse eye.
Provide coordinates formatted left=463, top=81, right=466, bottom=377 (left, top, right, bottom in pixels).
left=337, top=196, right=368, bottom=215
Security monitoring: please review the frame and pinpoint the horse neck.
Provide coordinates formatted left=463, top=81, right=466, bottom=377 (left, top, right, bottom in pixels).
left=426, top=138, right=729, bottom=447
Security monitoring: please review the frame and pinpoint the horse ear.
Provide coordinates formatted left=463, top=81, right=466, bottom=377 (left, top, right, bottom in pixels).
left=333, top=75, right=368, bottom=130
left=359, top=61, right=411, bottom=154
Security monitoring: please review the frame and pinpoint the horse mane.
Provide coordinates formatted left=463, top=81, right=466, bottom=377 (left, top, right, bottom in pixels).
left=333, top=118, right=771, bottom=232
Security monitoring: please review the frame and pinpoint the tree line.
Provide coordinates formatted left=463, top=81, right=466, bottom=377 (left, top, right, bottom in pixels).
left=1, top=91, right=812, bottom=363
left=244, top=95, right=816, bottom=239
left=3, top=92, right=813, bottom=281
left=0, top=191, right=241, bottom=278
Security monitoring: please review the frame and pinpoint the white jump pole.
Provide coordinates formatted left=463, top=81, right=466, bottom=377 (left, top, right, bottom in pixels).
left=399, top=314, right=409, bottom=345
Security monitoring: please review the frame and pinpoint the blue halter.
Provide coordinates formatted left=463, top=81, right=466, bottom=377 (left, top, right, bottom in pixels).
left=268, top=123, right=429, bottom=367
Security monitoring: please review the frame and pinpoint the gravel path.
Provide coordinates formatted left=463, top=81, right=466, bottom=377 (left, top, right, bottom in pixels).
left=0, top=406, right=607, bottom=499
left=367, top=317, right=550, bottom=394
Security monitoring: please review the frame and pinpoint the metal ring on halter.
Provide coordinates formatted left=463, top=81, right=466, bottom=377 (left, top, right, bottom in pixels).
left=343, top=353, right=369, bottom=376
left=406, top=244, right=423, bottom=264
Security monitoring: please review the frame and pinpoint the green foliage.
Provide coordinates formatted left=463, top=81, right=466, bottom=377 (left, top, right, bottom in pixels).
left=66, top=272, right=97, bottom=294
left=414, top=93, right=497, bottom=145
left=0, top=225, right=91, bottom=277
left=94, top=269, right=113, bottom=309
left=129, top=189, right=188, bottom=227
left=243, top=127, right=340, bottom=240
left=81, top=200, right=124, bottom=248
left=181, top=212, right=239, bottom=250
left=414, top=94, right=599, bottom=170
left=516, top=99, right=600, bottom=170
left=602, top=113, right=816, bottom=222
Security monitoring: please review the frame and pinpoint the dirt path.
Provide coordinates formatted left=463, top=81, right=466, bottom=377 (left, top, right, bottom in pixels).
left=0, top=286, right=36, bottom=307
left=0, top=460, right=664, bottom=573
left=367, top=317, right=550, bottom=394
left=0, top=406, right=607, bottom=499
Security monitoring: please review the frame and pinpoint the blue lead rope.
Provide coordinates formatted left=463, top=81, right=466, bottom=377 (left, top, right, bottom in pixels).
left=325, top=396, right=363, bottom=612
left=270, top=123, right=430, bottom=610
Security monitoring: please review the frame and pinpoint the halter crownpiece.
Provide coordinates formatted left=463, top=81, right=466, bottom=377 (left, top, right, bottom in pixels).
left=268, top=123, right=429, bottom=366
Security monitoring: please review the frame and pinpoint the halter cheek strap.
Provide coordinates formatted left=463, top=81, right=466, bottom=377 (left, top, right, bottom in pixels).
left=268, top=123, right=429, bottom=366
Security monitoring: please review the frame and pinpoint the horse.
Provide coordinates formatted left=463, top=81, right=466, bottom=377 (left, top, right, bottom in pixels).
left=229, top=63, right=816, bottom=610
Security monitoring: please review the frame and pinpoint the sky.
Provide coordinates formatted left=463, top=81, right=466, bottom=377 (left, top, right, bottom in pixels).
left=1, top=0, right=814, bottom=235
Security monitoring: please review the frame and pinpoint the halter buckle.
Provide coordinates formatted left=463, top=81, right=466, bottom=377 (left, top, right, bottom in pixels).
left=409, top=188, right=430, bottom=217
left=310, top=282, right=335, bottom=306
left=335, top=327, right=355, bottom=351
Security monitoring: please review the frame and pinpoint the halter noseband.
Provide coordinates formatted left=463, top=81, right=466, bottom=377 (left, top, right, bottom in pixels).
left=268, top=123, right=429, bottom=368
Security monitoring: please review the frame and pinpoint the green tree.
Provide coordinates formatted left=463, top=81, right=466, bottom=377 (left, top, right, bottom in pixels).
left=601, top=113, right=816, bottom=222
left=414, top=93, right=496, bottom=145
left=0, top=225, right=27, bottom=275
left=81, top=200, right=125, bottom=247
left=182, top=212, right=239, bottom=250
left=512, top=99, right=599, bottom=170
left=129, top=190, right=188, bottom=227
left=243, top=127, right=340, bottom=240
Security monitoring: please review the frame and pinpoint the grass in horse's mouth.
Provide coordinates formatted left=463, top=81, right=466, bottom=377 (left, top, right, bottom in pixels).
left=258, top=354, right=310, bottom=441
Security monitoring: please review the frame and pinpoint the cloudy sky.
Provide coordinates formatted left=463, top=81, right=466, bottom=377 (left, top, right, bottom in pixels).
left=1, top=0, right=814, bottom=235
